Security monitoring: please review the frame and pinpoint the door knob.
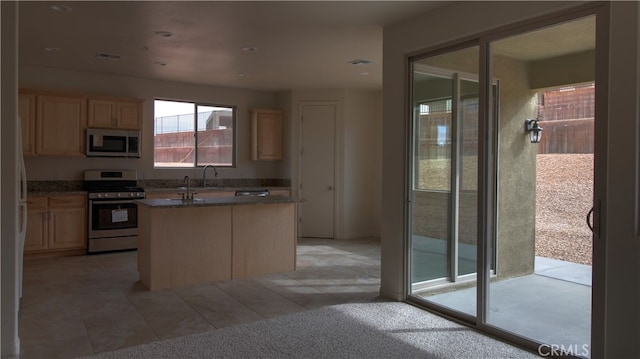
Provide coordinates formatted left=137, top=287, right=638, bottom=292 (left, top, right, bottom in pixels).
left=328, top=186, right=333, bottom=190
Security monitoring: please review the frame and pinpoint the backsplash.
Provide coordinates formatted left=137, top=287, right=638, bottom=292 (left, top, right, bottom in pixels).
left=27, top=178, right=291, bottom=193
left=28, top=180, right=84, bottom=193
left=141, top=178, right=290, bottom=189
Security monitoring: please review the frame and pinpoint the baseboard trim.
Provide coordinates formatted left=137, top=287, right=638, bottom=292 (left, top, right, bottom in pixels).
left=379, top=287, right=405, bottom=301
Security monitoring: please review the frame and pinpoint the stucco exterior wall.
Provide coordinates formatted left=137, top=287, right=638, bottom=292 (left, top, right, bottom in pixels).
left=494, top=54, right=538, bottom=279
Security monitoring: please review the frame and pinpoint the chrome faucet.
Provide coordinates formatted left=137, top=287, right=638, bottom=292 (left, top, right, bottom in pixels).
left=202, top=165, right=218, bottom=187
left=183, top=175, right=192, bottom=200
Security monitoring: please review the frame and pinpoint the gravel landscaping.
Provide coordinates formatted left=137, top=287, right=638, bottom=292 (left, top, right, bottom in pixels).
left=536, top=153, right=593, bottom=265
left=417, top=153, right=594, bottom=266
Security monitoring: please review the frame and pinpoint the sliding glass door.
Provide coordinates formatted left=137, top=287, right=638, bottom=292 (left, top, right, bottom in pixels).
left=409, top=45, right=481, bottom=317
left=407, top=10, right=599, bottom=358
left=485, top=16, right=595, bottom=356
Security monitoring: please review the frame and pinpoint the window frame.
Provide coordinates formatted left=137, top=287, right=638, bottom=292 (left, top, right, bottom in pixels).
left=153, top=98, right=237, bottom=168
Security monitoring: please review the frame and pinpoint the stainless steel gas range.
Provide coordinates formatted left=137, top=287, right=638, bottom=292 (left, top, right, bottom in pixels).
left=83, top=170, right=145, bottom=253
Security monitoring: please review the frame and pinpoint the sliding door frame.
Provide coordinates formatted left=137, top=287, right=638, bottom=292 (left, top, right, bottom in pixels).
left=405, top=2, right=609, bottom=356
left=410, top=64, right=481, bottom=292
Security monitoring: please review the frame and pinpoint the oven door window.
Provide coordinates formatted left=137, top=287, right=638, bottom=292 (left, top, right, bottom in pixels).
left=92, top=201, right=138, bottom=230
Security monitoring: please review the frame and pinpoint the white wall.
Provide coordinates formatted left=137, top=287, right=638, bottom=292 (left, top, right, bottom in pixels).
left=342, top=89, right=382, bottom=238
left=382, top=0, right=640, bottom=357
left=284, top=89, right=382, bottom=239
left=19, top=65, right=284, bottom=181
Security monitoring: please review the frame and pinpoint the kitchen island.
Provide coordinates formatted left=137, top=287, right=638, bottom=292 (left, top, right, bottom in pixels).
left=136, top=195, right=298, bottom=290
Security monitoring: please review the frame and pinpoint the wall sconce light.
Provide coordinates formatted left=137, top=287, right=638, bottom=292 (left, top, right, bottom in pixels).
left=525, top=118, right=543, bottom=143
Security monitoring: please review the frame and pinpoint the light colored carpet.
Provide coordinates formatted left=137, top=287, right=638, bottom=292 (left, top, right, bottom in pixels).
left=85, top=302, right=537, bottom=359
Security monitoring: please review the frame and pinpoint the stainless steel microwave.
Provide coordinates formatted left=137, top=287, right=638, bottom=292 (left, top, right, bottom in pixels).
left=86, top=128, right=141, bottom=158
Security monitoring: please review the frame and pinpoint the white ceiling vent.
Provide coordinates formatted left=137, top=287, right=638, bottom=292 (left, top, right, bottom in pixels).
left=348, top=58, right=374, bottom=66
left=95, top=52, right=122, bottom=60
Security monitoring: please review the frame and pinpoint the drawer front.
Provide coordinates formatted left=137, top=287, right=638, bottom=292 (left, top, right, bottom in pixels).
left=48, top=194, right=86, bottom=208
left=27, top=196, right=48, bottom=209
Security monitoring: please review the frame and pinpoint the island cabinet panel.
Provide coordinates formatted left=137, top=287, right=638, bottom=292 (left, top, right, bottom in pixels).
left=232, top=203, right=296, bottom=279
left=138, top=205, right=232, bottom=290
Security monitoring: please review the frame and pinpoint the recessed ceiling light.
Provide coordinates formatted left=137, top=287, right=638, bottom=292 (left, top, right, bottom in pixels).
left=237, top=73, right=250, bottom=78
left=50, top=4, right=72, bottom=12
left=241, top=46, right=258, bottom=52
left=348, top=58, right=374, bottom=66
left=155, top=31, right=174, bottom=38
left=360, top=72, right=370, bottom=76
left=44, top=47, right=61, bottom=53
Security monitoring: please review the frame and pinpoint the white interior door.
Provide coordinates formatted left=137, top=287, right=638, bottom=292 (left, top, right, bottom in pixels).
left=300, top=103, right=336, bottom=238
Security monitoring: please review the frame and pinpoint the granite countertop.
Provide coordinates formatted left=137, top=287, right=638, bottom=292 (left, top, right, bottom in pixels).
left=28, top=191, right=88, bottom=196
left=137, top=195, right=299, bottom=208
left=26, top=179, right=290, bottom=195
left=145, top=186, right=289, bottom=193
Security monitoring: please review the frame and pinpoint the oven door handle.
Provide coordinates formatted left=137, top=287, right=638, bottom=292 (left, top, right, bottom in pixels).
left=90, top=200, right=139, bottom=205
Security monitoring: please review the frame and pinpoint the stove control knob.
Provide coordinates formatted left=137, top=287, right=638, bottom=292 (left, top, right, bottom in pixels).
left=116, top=193, right=122, bottom=198
left=129, top=192, right=135, bottom=197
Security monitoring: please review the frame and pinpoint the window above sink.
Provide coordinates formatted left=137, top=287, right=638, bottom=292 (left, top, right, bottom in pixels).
left=153, top=99, right=236, bottom=168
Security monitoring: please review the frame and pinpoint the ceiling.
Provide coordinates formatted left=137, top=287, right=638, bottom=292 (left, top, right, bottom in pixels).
left=18, top=1, right=446, bottom=91
left=491, top=15, right=595, bottom=61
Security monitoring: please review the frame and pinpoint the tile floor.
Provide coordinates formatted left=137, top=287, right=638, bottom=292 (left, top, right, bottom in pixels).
left=19, top=237, right=381, bottom=358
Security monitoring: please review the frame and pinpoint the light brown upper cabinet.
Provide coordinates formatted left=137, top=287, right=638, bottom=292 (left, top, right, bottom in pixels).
left=36, top=94, right=87, bottom=156
left=88, top=97, right=143, bottom=130
left=18, top=91, right=36, bottom=156
left=250, top=109, right=283, bottom=161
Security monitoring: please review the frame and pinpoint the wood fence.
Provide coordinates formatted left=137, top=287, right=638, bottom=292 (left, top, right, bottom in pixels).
left=537, top=118, right=594, bottom=154
left=154, top=128, right=233, bottom=165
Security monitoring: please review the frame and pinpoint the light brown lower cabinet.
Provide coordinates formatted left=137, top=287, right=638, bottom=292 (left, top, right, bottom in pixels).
left=269, top=189, right=291, bottom=196
left=25, top=194, right=87, bottom=254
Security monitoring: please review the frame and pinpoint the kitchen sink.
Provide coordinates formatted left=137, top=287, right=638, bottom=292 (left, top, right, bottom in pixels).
left=163, top=198, right=204, bottom=203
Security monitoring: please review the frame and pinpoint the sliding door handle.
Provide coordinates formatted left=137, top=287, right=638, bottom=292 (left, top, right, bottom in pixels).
left=586, top=207, right=595, bottom=234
